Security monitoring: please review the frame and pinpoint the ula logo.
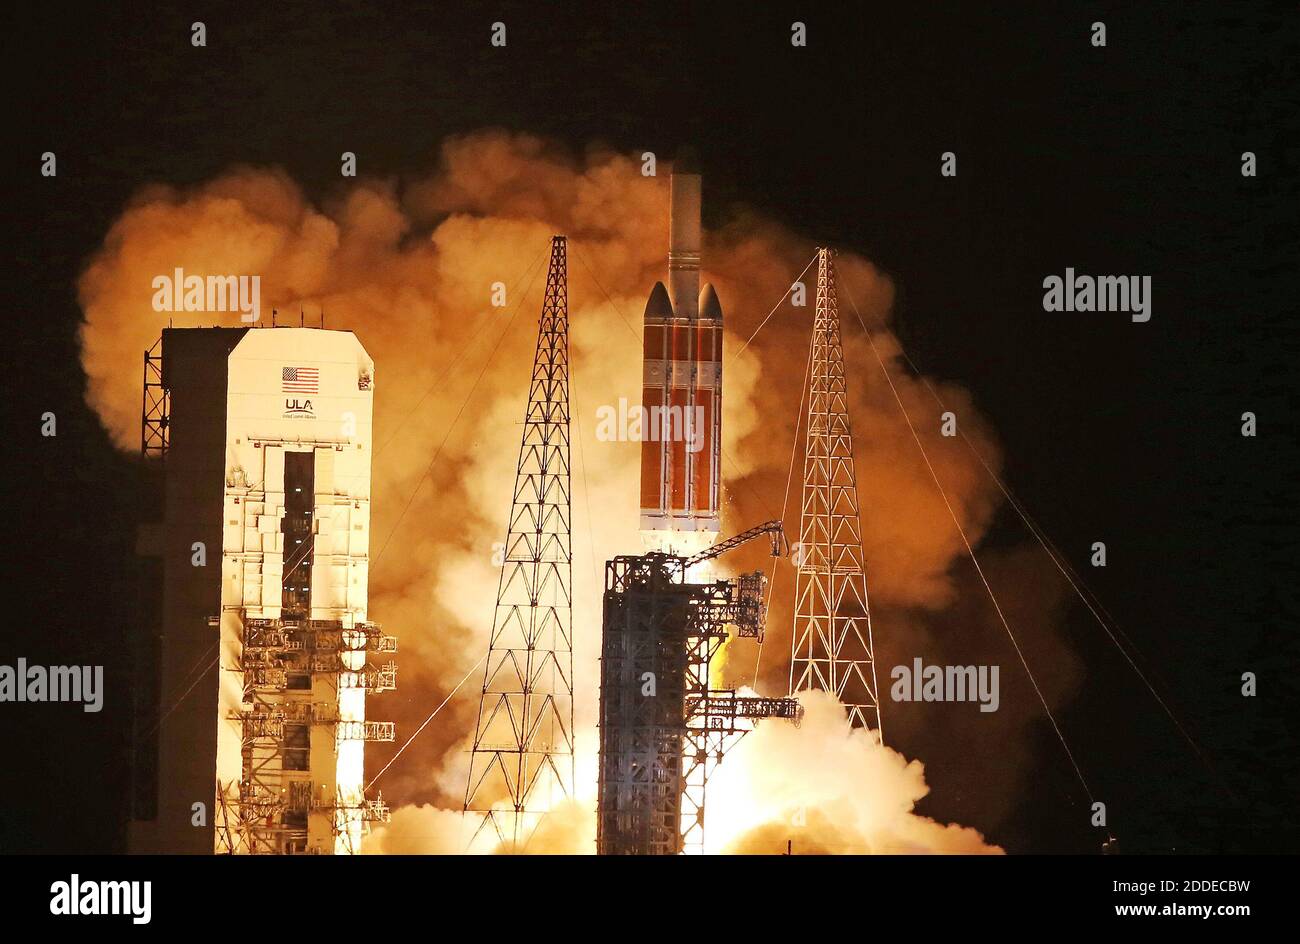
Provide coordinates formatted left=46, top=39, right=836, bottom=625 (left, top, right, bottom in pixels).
left=282, top=366, right=319, bottom=418
left=151, top=268, right=260, bottom=322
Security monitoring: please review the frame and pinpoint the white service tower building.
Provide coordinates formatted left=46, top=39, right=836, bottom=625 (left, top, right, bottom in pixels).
left=130, top=326, right=395, bottom=855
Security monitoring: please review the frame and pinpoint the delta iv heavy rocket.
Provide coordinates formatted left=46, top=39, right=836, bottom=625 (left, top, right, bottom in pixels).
left=640, top=152, right=722, bottom=550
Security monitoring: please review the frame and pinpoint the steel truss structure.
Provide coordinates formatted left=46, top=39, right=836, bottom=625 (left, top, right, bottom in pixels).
left=141, top=336, right=168, bottom=458
left=215, top=616, right=396, bottom=855
left=598, top=553, right=800, bottom=855
left=464, top=235, right=576, bottom=850
left=789, top=248, right=883, bottom=735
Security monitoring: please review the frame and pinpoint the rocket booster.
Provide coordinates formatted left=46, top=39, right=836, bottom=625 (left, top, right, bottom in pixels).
left=640, top=155, right=722, bottom=538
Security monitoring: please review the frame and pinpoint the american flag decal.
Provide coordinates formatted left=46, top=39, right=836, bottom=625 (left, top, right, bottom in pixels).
left=282, top=366, right=319, bottom=394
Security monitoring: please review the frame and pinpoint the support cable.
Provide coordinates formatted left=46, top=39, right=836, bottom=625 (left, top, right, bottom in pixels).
left=374, top=246, right=550, bottom=460
left=142, top=651, right=222, bottom=739
left=841, top=279, right=1096, bottom=805
left=734, top=252, right=819, bottom=358
left=753, top=325, right=814, bottom=686
left=365, top=653, right=486, bottom=791
left=843, top=278, right=1212, bottom=773
left=372, top=253, right=549, bottom=566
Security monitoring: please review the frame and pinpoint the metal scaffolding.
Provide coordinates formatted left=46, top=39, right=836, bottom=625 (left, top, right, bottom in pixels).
left=597, top=547, right=800, bottom=855
left=789, top=248, right=883, bottom=735
left=463, top=235, right=576, bottom=850
left=215, top=616, right=396, bottom=855
left=141, top=336, right=168, bottom=458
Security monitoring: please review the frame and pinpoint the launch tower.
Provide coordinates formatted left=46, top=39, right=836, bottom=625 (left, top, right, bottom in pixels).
left=463, top=236, right=576, bottom=849
left=131, top=326, right=395, bottom=855
left=597, top=523, right=799, bottom=855
left=789, top=249, right=882, bottom=734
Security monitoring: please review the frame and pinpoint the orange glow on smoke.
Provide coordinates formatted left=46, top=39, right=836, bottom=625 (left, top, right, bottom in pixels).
left=79, top=131, right=1013, bottom=854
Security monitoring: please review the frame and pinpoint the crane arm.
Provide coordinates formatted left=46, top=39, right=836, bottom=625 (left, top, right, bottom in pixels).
left=681, top=519, right=786, bottom=568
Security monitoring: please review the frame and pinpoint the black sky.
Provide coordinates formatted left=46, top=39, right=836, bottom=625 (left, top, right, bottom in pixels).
left=6, top=2, right=1298, bottom=854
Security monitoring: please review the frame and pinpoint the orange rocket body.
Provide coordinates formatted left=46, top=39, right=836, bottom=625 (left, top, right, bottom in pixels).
left=640, top=157, right=722, bottom=543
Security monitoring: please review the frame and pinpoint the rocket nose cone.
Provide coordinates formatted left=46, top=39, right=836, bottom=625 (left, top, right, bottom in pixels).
left=699, top=283, right=722, bottom=321
left=645, top=281, right=675, bottom=321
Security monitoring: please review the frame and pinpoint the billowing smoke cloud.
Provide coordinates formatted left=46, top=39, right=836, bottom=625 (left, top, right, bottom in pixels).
left=707, top=691, right=1000, bottom=854
left=77, top=130, right=1061, bottom=854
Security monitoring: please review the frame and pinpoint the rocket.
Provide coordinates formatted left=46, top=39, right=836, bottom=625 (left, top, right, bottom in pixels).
left=640, top=152, right=722, bottom=542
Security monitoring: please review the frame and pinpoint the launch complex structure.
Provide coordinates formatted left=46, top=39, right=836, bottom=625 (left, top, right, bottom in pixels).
left=461, top=158, right=882, bottom=854
left=594, top=240, right=881, bottom=854
left=132, top=154, right=879, bottom=855
left=132, top=326, right=395, bottom=854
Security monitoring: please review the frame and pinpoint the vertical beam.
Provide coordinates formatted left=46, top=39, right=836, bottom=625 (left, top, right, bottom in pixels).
left=142, top=337, right=169, bottom=459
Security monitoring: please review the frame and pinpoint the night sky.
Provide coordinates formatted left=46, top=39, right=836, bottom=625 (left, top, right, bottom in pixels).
left=7, top=2, right=1297, bottom=854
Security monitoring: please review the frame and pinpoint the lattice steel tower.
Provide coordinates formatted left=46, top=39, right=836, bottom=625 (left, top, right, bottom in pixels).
left=789, top=248, right=883, bottom=735
left=464, top=235, right=576, bottom=848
